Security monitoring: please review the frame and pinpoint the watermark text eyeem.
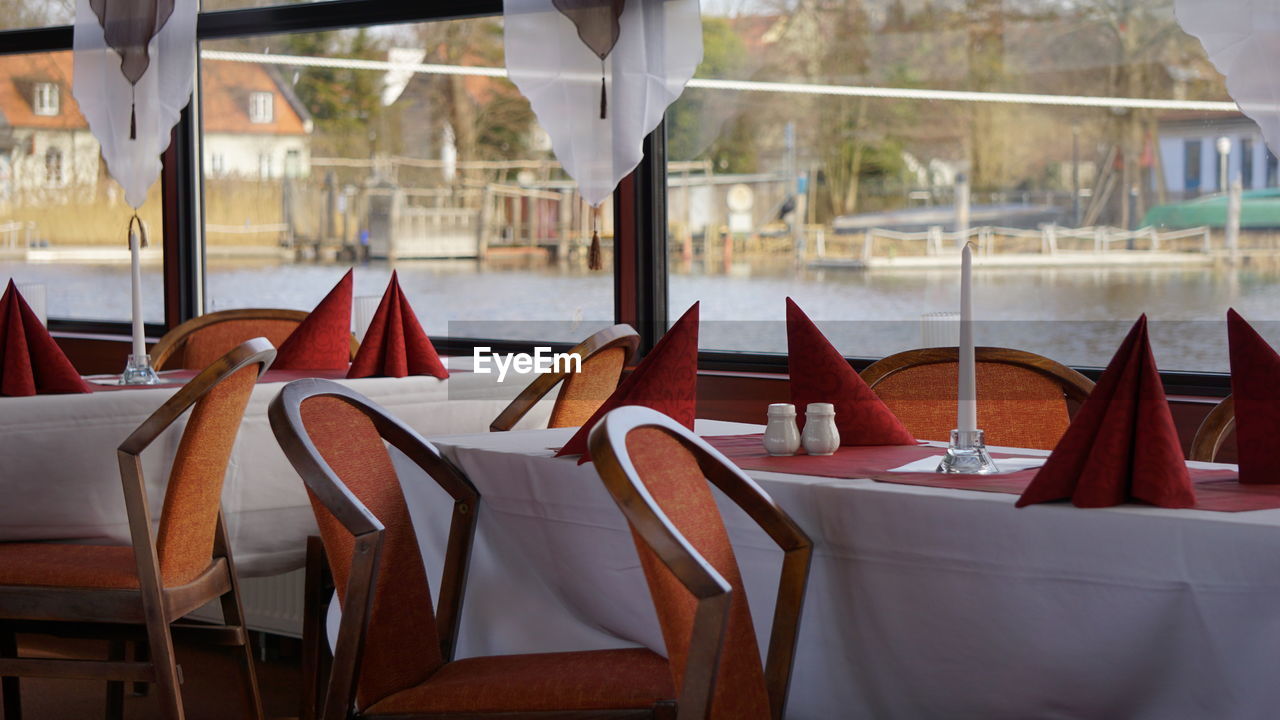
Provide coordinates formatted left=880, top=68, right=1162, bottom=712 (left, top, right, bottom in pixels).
left=473, top=347, right=582, bottom=382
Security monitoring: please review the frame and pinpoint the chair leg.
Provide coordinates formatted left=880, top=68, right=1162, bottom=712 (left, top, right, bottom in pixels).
left=145, top=621, right=185, bottom=720
left=0, top=627, right=20, bottom=720
left=105, top=640, right=125, bottom=720
left=219, top=586, right=264, bottom=720
left=300, top=536, right=329, bottom=720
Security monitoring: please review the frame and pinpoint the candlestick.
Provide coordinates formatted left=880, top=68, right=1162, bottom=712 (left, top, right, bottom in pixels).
left=130, top=225, right=145, bottom=358
left=119, top=217, right=160, bottom=385
left=958, top=243, right=977, bottom=433
left=938, top=242, right=997, bottom=474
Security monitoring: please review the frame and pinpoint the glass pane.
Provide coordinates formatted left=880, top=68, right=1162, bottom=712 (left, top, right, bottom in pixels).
left=0, top=50, right=165, bottom=324
left=669, top=1, right=1259, bottom=373
left=200, top=20, right=612, bottom=343
left=0, top=1, right=74, bottom=30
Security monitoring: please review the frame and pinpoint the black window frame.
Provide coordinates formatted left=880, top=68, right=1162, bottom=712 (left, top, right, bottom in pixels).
left=0, top=0, right=1231, bottom=397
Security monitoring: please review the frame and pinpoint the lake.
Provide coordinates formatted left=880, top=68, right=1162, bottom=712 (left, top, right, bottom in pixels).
left=5, top=255, right=1279, bottom=373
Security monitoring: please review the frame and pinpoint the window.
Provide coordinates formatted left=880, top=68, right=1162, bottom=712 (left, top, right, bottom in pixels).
left=1241, top=138, right=1253, bottom=188
left=1185, top=141, right=1202, bottom=193
left=668, top=2, right=1261, bottom=373
left=200, top=21, right=613, bottom=343
left=43, top=147, right=61, bottom=186
left=0, top=51, right=164, bottom=325
left=249, top=91, right=274, bottom=124
left=1268, top=149, right=1279, bottom=188
left=32, top=82, right=58, bottom=116
left=210, top=153, right=225, bottom=175
left=284, top=148, right=302, bottom=178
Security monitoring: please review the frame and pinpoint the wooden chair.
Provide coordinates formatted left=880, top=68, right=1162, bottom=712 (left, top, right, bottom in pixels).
left=0, top=337, right=275, bottom=720
left=589, top=406, right=813, bottom=720
left=860, top=346, right=1095, bottom=450
left=1189, top=394, right=1234, bottom=462
left=270, top=378, right=688, bottom=720
left=490, top=324, right=640, bottom=431
left=150, top=308, right=359, bottom=371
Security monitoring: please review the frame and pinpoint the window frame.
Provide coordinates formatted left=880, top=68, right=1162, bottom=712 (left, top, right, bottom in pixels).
left=32, top=81, right=58, bottom=116
left=0, top=0, right=1234, bottom=394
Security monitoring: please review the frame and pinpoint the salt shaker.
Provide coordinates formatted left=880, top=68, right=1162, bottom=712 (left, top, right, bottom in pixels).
left=802, top=402, right=840, bottom=456
left=763, top=403, right=801, bottom=456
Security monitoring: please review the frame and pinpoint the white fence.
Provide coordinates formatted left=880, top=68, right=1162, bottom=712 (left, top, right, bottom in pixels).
left=848, top=225, right=1213, bottom=261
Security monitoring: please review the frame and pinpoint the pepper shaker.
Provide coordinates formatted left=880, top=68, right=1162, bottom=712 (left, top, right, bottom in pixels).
left=763, top=403, right=801, bottom=456
left=802, top=402, right=840, bottom=456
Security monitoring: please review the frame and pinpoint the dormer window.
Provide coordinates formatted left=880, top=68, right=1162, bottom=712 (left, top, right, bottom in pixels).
left=33, top=83, right=58, bottom=117
left=249, top=91, right=273, bottom=124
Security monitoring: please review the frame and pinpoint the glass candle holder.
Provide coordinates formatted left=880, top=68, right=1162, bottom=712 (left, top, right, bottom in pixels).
left=119, top=353, right=161, bottom=386
left=936, top=428, right=999, bottom=474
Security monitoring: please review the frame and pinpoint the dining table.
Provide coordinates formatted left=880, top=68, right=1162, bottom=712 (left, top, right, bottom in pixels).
left=0, top=356, right=552, bottom=577
left=362, top=419, right=1280, bottom=720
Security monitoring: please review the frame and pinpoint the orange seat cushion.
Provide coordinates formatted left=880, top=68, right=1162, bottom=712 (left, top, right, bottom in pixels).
left=549, top=346, right=628, bottom=428
left=0, top=543, right=140, bottom=589
left=872, top=361, right=1072, bottom=450
left=174, top=318, right=302, bottom=371
left=365, top=648, right=674, bottom=715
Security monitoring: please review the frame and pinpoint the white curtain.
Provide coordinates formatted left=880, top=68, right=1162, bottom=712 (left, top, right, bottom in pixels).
left=1176, top=0, right=1280, bottom=156
left=73, top=0, right=197, bottom=209
left=504, top=0, right=703, bottom=207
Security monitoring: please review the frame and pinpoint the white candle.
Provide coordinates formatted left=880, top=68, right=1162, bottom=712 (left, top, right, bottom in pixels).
left=129, top=225, right=145, bottom=358
left=958, top=243, right=977, bottom=433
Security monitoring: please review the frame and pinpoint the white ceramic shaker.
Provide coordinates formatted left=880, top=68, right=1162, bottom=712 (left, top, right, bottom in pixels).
left=802, top=402, right=840, bottom=456
left=763, top=403, right=801, bottom=456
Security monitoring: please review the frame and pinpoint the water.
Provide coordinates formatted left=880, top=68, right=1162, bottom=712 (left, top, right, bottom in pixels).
left=6, top=256, right=1279, bottom=373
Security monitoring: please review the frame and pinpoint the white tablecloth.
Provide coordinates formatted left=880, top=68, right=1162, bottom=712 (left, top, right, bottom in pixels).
left=411, top=421, right=1280, bottom=720
left=0, top=358, right=551, bottom=576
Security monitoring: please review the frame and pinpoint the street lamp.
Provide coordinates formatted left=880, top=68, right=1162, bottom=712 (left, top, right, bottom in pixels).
left=1217, top=136, right=1232, bottom=192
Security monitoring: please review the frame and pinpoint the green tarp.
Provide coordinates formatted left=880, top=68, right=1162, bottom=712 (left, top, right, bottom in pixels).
left=1142, top=188, right=1280, bottom=229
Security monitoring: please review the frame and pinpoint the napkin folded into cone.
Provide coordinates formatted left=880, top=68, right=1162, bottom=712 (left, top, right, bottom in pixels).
left=786, top=297, right=915, bottom=445
left=0, top=280, right=90, bottom=397
left=1017, top=316, right=1194, bottom=508
left=347, top=271, right=448, bottom=380
left=1227, top=308, right=1280, bottom=484
left=557, top=302, right=699, bottom=462
left=273, top=269, right=353, bottom=371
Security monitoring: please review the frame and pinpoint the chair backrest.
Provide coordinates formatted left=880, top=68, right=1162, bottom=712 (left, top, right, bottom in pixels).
left=269, top=379, right=478, bottom=717
left=589, top=407, right=812, bottom=720
left=117, top=337, right=276, bottom=590
left=490, top=324, right=639, bottom=431
left=1189, top=394, right=1234, bottom=462
left=150, top=308, right=360, bottom=371
left=861, top=346, right=1095, bottom=450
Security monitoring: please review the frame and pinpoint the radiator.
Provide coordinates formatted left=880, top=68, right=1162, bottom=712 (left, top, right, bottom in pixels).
left=187, top=569, right=307, bottom=638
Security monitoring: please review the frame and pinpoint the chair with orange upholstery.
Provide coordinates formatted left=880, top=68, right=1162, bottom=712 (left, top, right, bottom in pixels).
left=489, top=324, right=640, bottom=431
left=0, top=338, right=275, bottom=720
left=860, top=346, right=1095, bottom=450
left=150, top=308, right=359, bottom=371
left=1189, top=394, right=1234, bottom=462
left=589, top=406, right=813, bottom=720
left=271, top=378, right=805, bottom=720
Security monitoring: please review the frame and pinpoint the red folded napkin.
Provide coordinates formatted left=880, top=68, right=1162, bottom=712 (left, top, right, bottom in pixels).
left=274, top=269, right=353, bottom=370
left=1227, top=308, right=1280, bottom=484
left=785, top=297, right=914, bottom=445
left=347, top=271, right=448, bottom=380
left=557, top=302, right=700, bottom=462
left=0, top=280, right=89, bottom=396
left=1017, top=315, right=1194, bottom=508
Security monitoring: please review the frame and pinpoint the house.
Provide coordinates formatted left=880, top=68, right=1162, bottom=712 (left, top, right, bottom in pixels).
left=1157, top=111, right=1276, bottom=198
left=0, top=51, right=312, bottom=201
left=200, top=58, right=312, bottom=180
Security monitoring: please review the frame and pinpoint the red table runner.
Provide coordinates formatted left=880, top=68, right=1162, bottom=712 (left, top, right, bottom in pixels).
left=705, top=434, right=1280, bottom=513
